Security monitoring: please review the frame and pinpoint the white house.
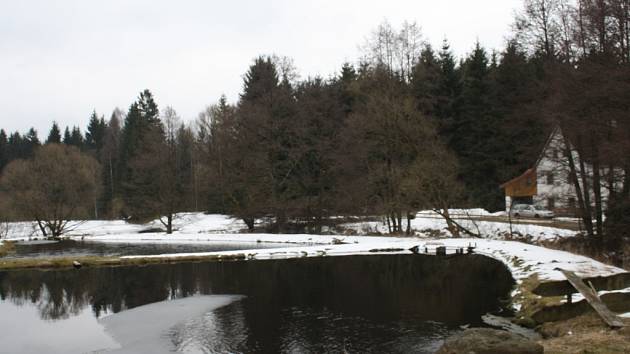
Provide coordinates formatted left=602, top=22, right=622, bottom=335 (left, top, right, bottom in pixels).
left=501, top=127, right=621, bottom=216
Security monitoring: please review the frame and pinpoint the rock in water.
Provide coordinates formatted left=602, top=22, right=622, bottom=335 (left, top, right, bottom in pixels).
left=72, top=261, right=82, bottom=269
left=436, top=328, right=543, bottom=354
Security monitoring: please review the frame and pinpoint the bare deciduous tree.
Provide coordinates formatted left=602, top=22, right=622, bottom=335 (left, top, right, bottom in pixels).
left=362, top=20, right=424, bottom=81
left=514, top=0, right=563, bottom=58
left=0, top=144, right=100, bottom=237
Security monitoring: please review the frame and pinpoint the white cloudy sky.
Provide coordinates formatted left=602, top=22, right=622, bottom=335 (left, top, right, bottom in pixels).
left=1, top=0, right=522, bottom=135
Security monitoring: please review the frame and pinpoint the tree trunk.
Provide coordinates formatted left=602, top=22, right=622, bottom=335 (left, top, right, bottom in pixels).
left=566, top=132, right=594, bottom=238
left=590, top=135, right=603, bottom=241
left=166, top=213, right=173, bottom=234
left=623, top=163, right=630, bottom=198
left=243, top=217, right=255, bottom=232
left=442, top=207, right=460, bottom=237
left=37, top=220, right=48, bottom=238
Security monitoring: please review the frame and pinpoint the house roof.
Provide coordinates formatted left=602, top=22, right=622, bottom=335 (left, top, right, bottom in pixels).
left=500, top=168, right=535, bottom=189
left=533, top=125, right=562, bottom=169
left=499, top=125, right=560, bottom=189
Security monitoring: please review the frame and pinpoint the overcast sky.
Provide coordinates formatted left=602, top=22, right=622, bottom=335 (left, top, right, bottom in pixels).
left=1, top=0, right=522, bottom=136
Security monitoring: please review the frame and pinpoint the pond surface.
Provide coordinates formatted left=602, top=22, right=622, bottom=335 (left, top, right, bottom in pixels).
left=0, top=254, right=514, bottom=353
left=6, top=240, right=298, bottom=259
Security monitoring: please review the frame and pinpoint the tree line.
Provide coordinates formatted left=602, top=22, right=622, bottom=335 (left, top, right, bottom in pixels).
left=1, top=1, right=629, bottom=254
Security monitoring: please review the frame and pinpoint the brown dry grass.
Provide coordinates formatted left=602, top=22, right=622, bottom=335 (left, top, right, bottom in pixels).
left=0, top=252, right=249, bottom=271
left=539, top=313, right=630, bottom=354
left=0, top=240, right=16, bottom=257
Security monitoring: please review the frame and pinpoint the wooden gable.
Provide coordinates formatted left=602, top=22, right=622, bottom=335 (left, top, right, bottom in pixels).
left=500, top=168, right=537, bottom=197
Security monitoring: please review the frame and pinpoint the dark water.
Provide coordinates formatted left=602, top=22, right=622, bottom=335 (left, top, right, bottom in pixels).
left=7, top=240, right=297, bottom=259
left=0, top=254, right=514, bottom=353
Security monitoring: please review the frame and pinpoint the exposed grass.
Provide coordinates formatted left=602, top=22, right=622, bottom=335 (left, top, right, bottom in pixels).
left=0, top=253, right=248, bottom=271
left=514, top=275, right=630, bottom=352
left=0, top=240, right=16, bottom=257
left=512, top=274, right=565, bottom=328
left=539, top=313, right=630, bottom=353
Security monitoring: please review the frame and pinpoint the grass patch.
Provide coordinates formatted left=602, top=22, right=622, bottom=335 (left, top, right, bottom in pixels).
left=0, top=253, right=249, bottom=271
left=540, top=313, right=630, bottom=353
left=513, top=274, right=565, bottom=328
left=0, top=241, right=16, bottom=257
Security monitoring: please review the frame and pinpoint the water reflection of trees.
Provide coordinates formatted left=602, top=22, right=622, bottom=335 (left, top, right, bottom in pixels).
left=0, top=255, right=514, bottom=326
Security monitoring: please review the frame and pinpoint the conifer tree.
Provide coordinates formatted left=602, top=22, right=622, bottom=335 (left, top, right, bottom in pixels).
left=62, top=127, right=72, bottom=145
left=85, top=110, right=106, bottom=153
left=7, top=132, right=24, bottom=161
left=0, top=129, right=7, bottom=172
left=118, top=90, right=163, bottom=219
left=227, top=56, right=298, bottom=230
left=338, top=62, right=358, bottom=116
left=46, top=122, right=62, bottom=144
left=411, top=44, right=441, bottom=115
left=455, top=42, right=504, bottom=210
left=23, top=128, right=41, bottom=158
left=64, top=126, right=84, bottom=148
left=494, top=41, right=548, bottom=180
left=435, top=39, right=462, bottom=135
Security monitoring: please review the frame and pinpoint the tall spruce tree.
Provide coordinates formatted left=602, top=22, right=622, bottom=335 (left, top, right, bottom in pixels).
left=411, top=44, right=441, bottom=115
left=118, top=90, right=163, bottom=219
left=338, top=62, right=358, bottom=116
left=455, top=42, right=504, bottom=210
left=0, top=129, right=7, bottom=172
left=23, top=128, right=41, bottom=158
left=7, top=132, right=24, bottom=161
left=46, top=122, right=62, bottom=144
left=62, top=127, right=72, bottom=145
left=435, top=39, right=463, bottom=136
left=64, top=126, right=84, bottom=148
left=226, top=56, right=298, bottom=230
left=494, top=41, right=548, bottom=181
left=85, top=111, right=106, bottom=153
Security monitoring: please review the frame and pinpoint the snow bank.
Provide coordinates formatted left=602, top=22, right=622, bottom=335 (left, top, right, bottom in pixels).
left=111, top=234, right=623, bottom=283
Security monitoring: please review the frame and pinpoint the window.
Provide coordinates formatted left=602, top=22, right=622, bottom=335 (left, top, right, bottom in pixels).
left=546, top=172, right=554, bottom=185
left=547, top=197, right=555, bottom=210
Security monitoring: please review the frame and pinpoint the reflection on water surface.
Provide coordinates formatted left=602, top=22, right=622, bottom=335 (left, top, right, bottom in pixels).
left=0, top=254, right=514, bottom=353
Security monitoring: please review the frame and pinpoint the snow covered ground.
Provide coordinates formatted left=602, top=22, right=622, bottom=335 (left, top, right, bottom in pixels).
left=340, top=215, right=576, bottom=241
left=0, top=210, right=578, bottom=243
